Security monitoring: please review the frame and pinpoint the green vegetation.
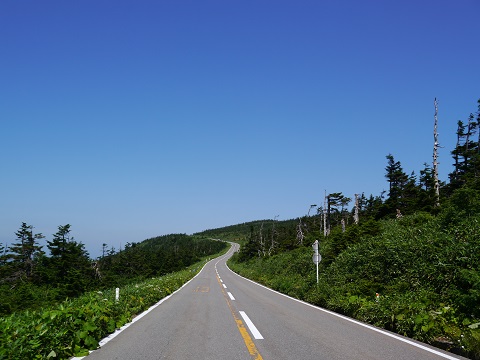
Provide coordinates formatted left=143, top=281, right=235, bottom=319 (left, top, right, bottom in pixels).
left=0, top=257, right=221, bottom=359
left=1, top=98, right=478, bottom=358
left=228, top=208, right=480, bottom=358
left=224, top=100, right=480, bottom=359
left=0, top=231, right=226, bottom=316
left=96, top=234, right=227, bottom=287
left=0, top=229, right=227, bottom=358
left=198, top=219, right=298, bottom=251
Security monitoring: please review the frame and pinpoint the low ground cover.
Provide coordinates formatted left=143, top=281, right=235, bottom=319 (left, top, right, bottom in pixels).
left=228, top=213, right=480, bottom=359
left=0, top=252, right=225, bottom=360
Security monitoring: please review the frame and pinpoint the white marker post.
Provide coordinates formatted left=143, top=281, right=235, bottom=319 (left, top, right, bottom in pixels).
left=312, top=240, right=321, bottom=284
left=115, top=287, right=120, bottom=302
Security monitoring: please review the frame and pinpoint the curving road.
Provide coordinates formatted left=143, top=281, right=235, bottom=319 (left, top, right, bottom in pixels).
left=84, top=243, right=467, bottom=360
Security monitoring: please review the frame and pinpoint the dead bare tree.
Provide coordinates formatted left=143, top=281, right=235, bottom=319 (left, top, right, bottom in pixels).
left=268, top=215, right=279, bottom=256
left=323, top=190, right=329, bottom=236
left=433, top=98, right=441, bottom=208
left=353, top=193, right=360, bottom=225
left=340, top=196, right=351, bottom=228
left=296, top=217, right=305, bottom=245
left=466, top=114, right=473, bottom=169
left=258, top=222, right=266, bottom=257
left=92, top=261, right=102, bottom=279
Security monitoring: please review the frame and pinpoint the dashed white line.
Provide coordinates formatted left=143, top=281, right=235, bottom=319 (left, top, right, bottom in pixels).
left=222, top=284, right=227, bottom=288
left=226, top=262, right=461, bottom=359
left=239, top=311, right=264, bottom=340
left=227, top=292, right=235, bottom=300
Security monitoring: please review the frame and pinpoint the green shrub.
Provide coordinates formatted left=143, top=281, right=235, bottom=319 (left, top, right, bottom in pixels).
left=0, top=258, right=216, bottom=359
left=229, top=212, right=480, bottom=358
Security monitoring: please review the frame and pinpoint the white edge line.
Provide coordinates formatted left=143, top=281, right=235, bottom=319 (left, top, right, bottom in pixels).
left=225, top=262, right=462, bottom=360
left=72, top=255, right=222, bottom=360
left=239, top=311, right=264, bottom=340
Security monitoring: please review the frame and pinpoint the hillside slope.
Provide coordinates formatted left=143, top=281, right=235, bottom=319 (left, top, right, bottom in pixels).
left=227, top=209, right=480, bottom=359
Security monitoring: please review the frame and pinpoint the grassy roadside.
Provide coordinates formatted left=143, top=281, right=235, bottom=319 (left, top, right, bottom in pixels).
left=227, top=214, right=480, bottom=359
left=0, top=247, right=229, bottom=360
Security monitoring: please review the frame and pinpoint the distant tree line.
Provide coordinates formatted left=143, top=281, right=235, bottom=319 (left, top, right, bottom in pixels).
left=96, top=234, right=226, bottom=285
left=224, top=99, right=480, bottom=359
left=0, top=226, right=226, bottom=316
left=236, top=98, right=480, bottom=261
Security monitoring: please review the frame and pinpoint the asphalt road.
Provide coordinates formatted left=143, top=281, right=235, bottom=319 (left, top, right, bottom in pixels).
left=84, top=243, right=467, bottom=360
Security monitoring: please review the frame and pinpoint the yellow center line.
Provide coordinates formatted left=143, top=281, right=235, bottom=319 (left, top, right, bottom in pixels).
left=216, top=274, right=263, bottom=360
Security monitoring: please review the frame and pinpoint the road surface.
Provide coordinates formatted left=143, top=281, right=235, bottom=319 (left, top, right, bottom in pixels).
left=84, top=243, right=466, bottom=359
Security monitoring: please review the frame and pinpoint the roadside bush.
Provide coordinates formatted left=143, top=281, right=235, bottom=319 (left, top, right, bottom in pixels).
left=0, top=259, right=213, bottom=359
left=228, top=212, right=480, bottom=359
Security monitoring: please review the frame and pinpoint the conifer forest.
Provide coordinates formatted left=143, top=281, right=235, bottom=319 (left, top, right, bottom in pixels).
left=1, top=98, right=480, bottom=359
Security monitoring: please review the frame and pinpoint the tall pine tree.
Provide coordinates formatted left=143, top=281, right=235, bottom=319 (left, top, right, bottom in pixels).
left=46, top=224, right=94, bottom=298
left=449, top=103, right=480, bottom=190
left=383, top=154, right=409, bottom=216
left=7, top=222, right=44, bottom=280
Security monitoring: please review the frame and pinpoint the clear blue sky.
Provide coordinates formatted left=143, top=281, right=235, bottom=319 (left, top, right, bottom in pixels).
left=1, top=1, right=479, bottom=258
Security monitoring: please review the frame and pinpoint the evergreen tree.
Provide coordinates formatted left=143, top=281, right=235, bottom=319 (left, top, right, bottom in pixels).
left=0, top=242, right=8, bottom=280
left=238, top=226, right=260, bottom=261
left=449, top=110, right=479, bottom=189
left=325, top=192, right=348, bottom=232
left=402, top=171, right=420, bottom=213
left=418, top=163, right=438, bottom=212
left=47, top=224, right=72, bottom=281
left=7, top=222, right=44, bottom=280
left=383, top=154, right=409, bottom=216
left=360, top=193, right=383, bottom=219
left=0, top=242, right=6, bottom=265
left=46, top=225, right=94, bottom=298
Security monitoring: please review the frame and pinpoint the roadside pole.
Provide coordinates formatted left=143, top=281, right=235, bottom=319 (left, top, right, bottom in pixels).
left=312, top=240, right=321, bottom=284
